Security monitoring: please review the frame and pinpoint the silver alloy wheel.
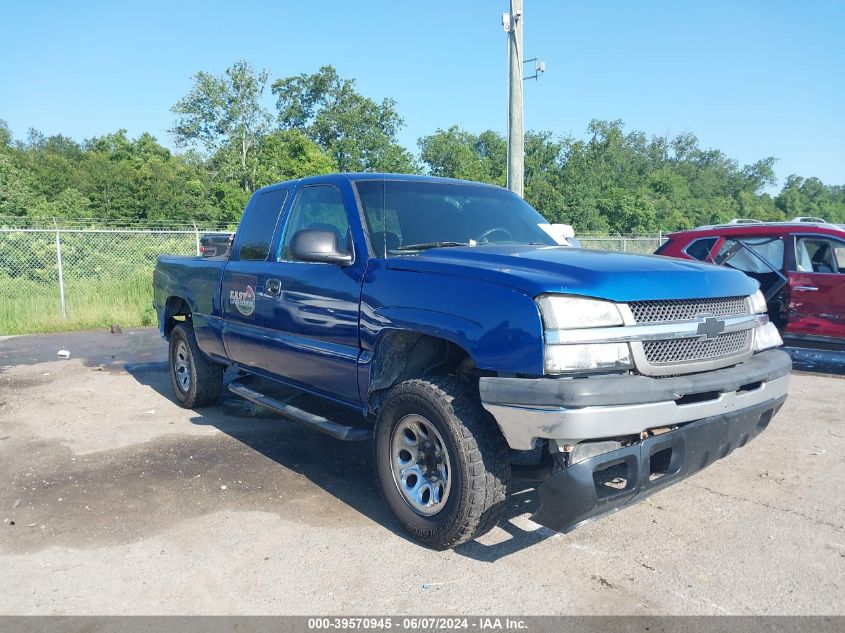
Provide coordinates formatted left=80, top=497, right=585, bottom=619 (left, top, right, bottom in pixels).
left=390, top=414, right=452, bottom=516
left=174, top=340, right=191, bottom=392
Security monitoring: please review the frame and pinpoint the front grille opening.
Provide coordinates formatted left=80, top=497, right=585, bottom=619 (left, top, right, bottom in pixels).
left=649, top=447, right=673, bottom=481
left=629, top=296, right=749, bottom=323
left=593, top=461, right=631, bottom=499
left=643, top=329, right=752, bottom=366
left=737, top=381, right=763, bottom=395
left=676, top=390, right=721, bottom=405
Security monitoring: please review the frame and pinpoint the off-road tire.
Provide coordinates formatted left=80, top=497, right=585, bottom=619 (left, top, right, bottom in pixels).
left=168, top=322, right=224, bottom=408
left=374, top=376, right=511, bottom=550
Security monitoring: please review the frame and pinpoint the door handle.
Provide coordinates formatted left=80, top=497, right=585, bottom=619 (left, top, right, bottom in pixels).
left=793, top=285, right=818, bottom=292
left=265, top=278, right=282, bottom=296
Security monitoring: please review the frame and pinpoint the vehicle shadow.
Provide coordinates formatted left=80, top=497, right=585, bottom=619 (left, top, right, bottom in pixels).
left=452, top=482, right=557, bottom=562
left=123, top=359, right=555, bottom=561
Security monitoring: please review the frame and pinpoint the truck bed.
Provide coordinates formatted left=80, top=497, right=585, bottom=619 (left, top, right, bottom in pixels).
left=153, top=255, right=227, bottom=327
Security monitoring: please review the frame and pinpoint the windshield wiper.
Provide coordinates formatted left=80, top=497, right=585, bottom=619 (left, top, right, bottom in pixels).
left=396, top=241, right=467, bottom=251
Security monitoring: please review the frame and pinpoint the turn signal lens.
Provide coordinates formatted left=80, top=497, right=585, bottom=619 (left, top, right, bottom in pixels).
left=753, top=321, right=783, bottom=351
left=544, top=343, right=633, bottom=374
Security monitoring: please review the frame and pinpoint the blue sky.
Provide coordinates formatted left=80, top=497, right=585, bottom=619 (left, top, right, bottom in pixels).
left=1, top=0, right=843, bottom=189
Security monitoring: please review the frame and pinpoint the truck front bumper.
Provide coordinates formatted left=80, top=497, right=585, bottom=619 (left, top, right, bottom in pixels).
left=479, top=349, right=791, bottom=450
left=478, top=349, right=791, bottom=533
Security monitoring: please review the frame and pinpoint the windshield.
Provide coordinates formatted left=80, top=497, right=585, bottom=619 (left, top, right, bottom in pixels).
left=354, top=179, right=561, bottom=256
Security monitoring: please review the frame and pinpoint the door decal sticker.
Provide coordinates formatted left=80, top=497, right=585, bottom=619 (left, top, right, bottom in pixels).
left=227, top=275, right=257, bottom=317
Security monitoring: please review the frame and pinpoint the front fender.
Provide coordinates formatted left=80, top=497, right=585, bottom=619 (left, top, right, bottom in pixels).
left=370, top=307, right=484, bottom=349
left=359, top=263, right=545, bottom=394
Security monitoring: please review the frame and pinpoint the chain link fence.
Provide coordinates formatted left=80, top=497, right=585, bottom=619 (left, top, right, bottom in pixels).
left=0, top=225, right=666, bottom=335
left=578, top=234, right=665, bottom=254
left=0, top=228, right=210, bottom=334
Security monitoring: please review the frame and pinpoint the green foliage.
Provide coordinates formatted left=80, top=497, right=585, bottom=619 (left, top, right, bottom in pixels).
left=1, top=128, right=236, bottom=225
left=0, top=119, right=11, bottom=147
left=418, top=126, right=506, bottom=185
left=775, top=175, right=845, bottom=222
left=253, top=129, right=337, bottom=186
left=273, top=65, right=415, bottom=173
left=0, top=152, right=45, bottom=216
left=171, top=60, right=272, bottom=191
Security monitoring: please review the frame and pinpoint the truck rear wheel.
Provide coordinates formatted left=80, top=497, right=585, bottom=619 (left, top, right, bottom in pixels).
left=168, top=322, right=224, bottom=408
left=374, top=376, right=511, bottom=550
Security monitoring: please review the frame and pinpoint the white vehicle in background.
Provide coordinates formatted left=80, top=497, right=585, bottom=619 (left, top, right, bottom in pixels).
left=550, top=223, right=580, bottom=247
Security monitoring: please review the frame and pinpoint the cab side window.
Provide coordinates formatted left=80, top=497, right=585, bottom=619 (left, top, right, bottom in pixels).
left=237, top=189, right=288, bottom=261
left=795, top=237, right=844, bottom=274
left=280, top=185, right=351, bottom=261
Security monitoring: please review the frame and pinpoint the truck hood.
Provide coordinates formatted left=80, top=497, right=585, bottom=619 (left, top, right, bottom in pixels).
left=384, top=245, right=758, bottom=302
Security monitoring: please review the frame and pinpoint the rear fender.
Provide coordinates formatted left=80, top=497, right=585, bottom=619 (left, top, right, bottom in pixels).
left=161, top=296, right=191, bottom=337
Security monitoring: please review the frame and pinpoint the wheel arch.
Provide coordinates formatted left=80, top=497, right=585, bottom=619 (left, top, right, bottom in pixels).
left=162, top=296, right=192, bottom=337
left=366, top=329, right=477, bottom=415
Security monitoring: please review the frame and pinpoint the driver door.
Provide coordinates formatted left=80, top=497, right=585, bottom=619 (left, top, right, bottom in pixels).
left=259, top=184, right=364, bottom=404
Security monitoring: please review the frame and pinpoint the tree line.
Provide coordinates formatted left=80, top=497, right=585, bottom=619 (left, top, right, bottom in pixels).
left=1, top=61, right=843, bottom=233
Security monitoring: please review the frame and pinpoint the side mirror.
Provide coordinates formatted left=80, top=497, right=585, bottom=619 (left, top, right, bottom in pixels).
left=290, top=229, right=353, bottom=266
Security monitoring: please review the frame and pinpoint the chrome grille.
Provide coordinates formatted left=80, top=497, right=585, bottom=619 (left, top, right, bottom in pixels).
left=628, top=296, right=749, bottom=323
left=643, top=330, right=752, bottom=366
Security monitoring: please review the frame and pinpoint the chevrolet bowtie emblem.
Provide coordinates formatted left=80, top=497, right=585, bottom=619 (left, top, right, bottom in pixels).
left=696, top=315, right=725, bottom=340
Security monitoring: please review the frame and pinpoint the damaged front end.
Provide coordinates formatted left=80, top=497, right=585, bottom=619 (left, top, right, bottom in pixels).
left=481, top=346, right=792, bottom=533
left=528, top=396, right=786, bottom=533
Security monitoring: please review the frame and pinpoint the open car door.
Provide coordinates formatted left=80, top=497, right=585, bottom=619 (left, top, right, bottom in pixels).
left=713, top=235, right=789, bottom=328
left=785, top=235, right=845, bottom=346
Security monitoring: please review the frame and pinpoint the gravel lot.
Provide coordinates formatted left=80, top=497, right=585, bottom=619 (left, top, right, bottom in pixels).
left=1, top=328, right=843, bottom=615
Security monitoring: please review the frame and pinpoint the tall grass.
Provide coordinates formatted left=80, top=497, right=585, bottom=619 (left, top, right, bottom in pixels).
left=0, top=273, right=156, bottom=335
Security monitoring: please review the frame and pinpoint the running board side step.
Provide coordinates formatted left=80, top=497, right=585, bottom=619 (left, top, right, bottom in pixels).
left=228, top=381, right=372, bottom=442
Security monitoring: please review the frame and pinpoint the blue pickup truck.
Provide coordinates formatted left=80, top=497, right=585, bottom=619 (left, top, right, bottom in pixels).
left=154, top=173, right=791, bottom=549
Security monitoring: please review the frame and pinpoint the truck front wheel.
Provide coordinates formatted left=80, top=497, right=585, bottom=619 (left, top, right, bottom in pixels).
left=168, top=322, right=224, bottom=408
left=374, top=376, right=511, bottom=549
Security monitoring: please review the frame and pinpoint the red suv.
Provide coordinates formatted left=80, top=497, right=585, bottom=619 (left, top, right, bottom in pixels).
left=656, top=219, right=845, bottom=351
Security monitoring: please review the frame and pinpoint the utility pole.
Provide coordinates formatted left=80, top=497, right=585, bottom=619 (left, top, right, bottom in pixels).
left=504, top=0, right=524, bottom=197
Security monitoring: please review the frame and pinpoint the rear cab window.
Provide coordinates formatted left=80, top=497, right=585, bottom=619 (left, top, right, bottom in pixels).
left=236, top=188, right=289, bottom=261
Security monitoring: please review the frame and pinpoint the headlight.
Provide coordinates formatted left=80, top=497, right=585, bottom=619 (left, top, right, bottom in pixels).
left=536, top=295, right=623, bottom=329
left=753, top=321, right=783, bottom=351
left=750, top=290, right=767, bottom=314
left=544, top=342, right=632, bottom=374
left=537, top=295, right=631, bottom=373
